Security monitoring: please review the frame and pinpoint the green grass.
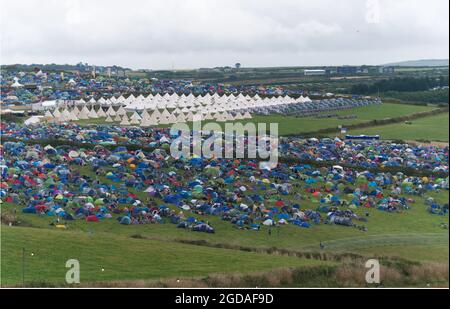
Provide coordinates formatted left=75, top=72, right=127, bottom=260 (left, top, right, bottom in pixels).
left=346, top=113, right=449, bottom=142
left=1, top=226, right=327, bottom=286
left=356, top=244, right=449, bottom=263
left=74, top=103, right=435, bottom=136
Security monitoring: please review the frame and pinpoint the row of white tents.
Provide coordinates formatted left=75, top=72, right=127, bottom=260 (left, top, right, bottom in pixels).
left=43, top=105, right=253, bottom=127
left=41, top=93, right=312, bottom=113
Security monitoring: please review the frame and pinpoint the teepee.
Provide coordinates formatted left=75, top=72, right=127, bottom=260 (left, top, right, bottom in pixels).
left=120, top=115, right=130, bottom=126
left=106, top=106, right=116, bottom=116
left=116, top=106, right=127, bottom=116
left=78, top=106, right=90, bottom=120
left=88, top=107, right=99, bottom=119
left=167, top=112, right=177, bottom=124
left=153, top=109, right=162, bottom=120
left=53, top=108, right=62, bottom=118
left=105, top=115, right=114, bottom=122
left=130, top=117, right=140, bottom=125
left=69, top=110, right=79, bottom=121
left=96, top=107, right=106, bottom=118
left=140, top=116, right=152, bottom=127
left=72, top=106, right=81, bottom=117
left=114, top=114, right=122, bottom=122
left=130, top=111, right=142, bottom=121
left=156, top=114, right=166, bottom=124
left=176, top=112, right=186, bottom=123
left=44, top=110, right=54, bottom=119
left=140, top=109, right=150, bottom=121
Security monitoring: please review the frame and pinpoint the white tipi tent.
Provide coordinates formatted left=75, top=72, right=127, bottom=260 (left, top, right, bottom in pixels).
left=88, top=107, right=99, bottom=119
left=105, top=115, right=114, bottom=123
left=44, top=110, right=54, bottom=119
left=96, top=107, right=106, bottom=118
left=120, top=115, right=130, bottom=126
left=106, top=106, right=116, bottom=116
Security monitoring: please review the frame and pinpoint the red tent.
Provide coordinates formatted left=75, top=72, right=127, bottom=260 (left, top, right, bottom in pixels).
left=86, top=215, right=99, bottom=222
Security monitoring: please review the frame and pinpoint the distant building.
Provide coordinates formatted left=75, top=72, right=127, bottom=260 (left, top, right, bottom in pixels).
left=325, top=68, right=337, bottom=75
left=304, top=69, right=326, bottom=76
left=379, top=66, right=395, bottom=74
left=337, top=66, right=359, bottom=75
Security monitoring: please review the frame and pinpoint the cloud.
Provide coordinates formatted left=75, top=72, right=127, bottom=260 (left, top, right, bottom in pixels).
left=1, top=0, right=448, bottom=69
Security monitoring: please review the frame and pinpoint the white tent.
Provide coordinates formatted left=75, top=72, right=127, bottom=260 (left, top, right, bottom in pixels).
left=61, top=108, right=72, bottom=121
left=120, top=115, right=130, bottom=126
left=234, top=112, right=243, bottom=120
left=153, top=109, right=162, bottom=120
left=116, top=106, right=127, bottom=116
left=130, top=111, right=142, bottom=121
left=130, top=117, right=140, bottom=125
left=88, top=108, right=99, bottom=119
left=52, top=108, right=62, bottom=118
left=105, top=115, right=114, bottom=123
left=140, top=117, right=151, bottom=127
left=167, top=112, right=177, bottom=124
left=106, top=106, right=116, bottom=116
left=44, top=110, right=54, bottom=118
left=24, top=116, right=43, bottom=126
left=97, top=107, right=107, bottom=117
left=148, top=112, right=159, bottom=125
left=72, top=106, right=81, bottom=117
left=140, top=109, right=150, bottom=121
left=69, top=110, right=79, bottom=121
left=159, top=115, right=169, bottom=125
left=176, top=112, right=186, bottom=123
left=11, top=77, right=23, bottom=88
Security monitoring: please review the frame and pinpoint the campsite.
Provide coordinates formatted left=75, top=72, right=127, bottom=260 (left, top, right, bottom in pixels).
left=1, top=106, right=448, bottom=286
left=0, top=0, right=449, bottom=291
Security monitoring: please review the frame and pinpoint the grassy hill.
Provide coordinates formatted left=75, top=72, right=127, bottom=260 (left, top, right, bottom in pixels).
left=2, top=226, right=329, bottom=287
left=383, top=59, right=449, bottom=67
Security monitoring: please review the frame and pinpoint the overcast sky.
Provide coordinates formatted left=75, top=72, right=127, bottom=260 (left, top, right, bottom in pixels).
left=1, top=0, right=448, bottom=70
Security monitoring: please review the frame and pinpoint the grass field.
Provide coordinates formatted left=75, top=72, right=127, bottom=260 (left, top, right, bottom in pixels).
left=1, top=226, right=329, bottom=286
left=346, top=113, right=449, bottom=142
left=75, top=103, right=436, bottom=137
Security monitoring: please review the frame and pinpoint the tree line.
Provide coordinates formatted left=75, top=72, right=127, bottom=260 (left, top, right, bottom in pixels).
left=350, top=76, right=449, bottom=95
